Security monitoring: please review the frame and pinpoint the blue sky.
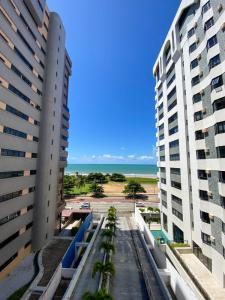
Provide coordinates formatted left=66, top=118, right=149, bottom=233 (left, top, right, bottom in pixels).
left=47, top=0, right=180, bottom=164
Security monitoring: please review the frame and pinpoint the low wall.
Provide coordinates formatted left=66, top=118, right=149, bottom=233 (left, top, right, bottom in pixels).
left=40, top=265, right=62, bottom=300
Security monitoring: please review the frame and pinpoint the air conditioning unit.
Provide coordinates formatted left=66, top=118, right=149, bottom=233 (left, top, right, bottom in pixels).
left=210, top=235, right=215, bottom=242
left=194, top=22, right=198, bottom=28
left=205, top=148, right=210, bottom=155
left=218, top=4, right=223, bottom=13
left=202, top=107, right=207, bottom=114
left=200, top=89, right=204, bottom=95
left=199, top=71, right=203, bottom=77
left=197, top=54, right=201, bottom=60
left=208, top=191, right=213, bottom=197
left=221, top=22, right=225, bottom=31
left=202, top=128, right=208, bottom=133
left=196, top=37, right=200, bottom=44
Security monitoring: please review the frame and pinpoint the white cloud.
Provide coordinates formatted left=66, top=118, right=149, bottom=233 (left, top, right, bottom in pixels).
left=137, top=155, right=154, bottom=160
left=102, top=154, right=124, bottom=160
left=128, top=154, right=135, bottom=159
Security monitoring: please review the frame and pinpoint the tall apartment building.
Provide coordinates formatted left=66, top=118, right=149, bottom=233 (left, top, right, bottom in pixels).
left=0, top=0, right=71, bottom=278
left=154, top=0, right=225, bottom=287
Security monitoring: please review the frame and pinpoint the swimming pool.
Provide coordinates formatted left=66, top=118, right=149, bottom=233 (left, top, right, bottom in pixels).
left=151, top=230, right=169, bottom=244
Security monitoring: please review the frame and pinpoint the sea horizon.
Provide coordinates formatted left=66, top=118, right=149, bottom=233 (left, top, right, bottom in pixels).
left=66, top=163, right=158, bottom=177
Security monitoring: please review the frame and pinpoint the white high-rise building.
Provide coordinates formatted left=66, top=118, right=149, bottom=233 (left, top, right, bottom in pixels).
left=154, top=0, right=225, bottom=286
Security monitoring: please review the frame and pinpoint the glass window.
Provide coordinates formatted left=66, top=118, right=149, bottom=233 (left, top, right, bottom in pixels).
left=191, top=58, right=198, bottom=69
left=168, top=100, right=177, bottom=111
left=188, top=27, right=195, bottom=38
left=207, top=35, right=217, bottom=50
left=211, top=75, right=223, bottom=90
left=192, top=75, right=200, bottom=86
left=195, top=130, right=204, bottom=140
left=170, top=153, right=180, bottom=161
left=171, top=180, right=181, bottom=189
left=198, top=170, right=208, bottom=180
left=170, top=168, right=181, bottom=175
left=168, top=112, right=177, bottom=124
left=194, top=111, right=203, bottom=121
left=213, top=97, right=225, bottom=112
left=202, top=1, right=211, bottom=14
left=219, top=171, right=225, bottom=183
left=217, top=146, right=225, bottom=158
left=204, top=17, right=214, bottom=31
left=193, top=93, right=202, bottom=103
left=199, top=190, right=208, bottom=200
left=169, top=139, right=179, bottom=148
left=215, top=121, right=225, bottom=134
left=169, top=125, right=178, bottom=135
left=189, top=42, right=197, bottom=53
left=209, top=54, right=220, bottom=70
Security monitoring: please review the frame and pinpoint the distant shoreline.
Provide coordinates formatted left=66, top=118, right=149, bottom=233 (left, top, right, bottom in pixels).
left=65, top=171, right=157, bottom=178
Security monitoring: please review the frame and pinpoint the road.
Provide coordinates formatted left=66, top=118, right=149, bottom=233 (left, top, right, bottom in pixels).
left=71, top=230, right=104, bottom=300
left=110, top=216, right=149, bottom=300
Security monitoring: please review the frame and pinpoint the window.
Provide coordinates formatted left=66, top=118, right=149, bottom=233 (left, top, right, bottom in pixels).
left=207, top=35, right=217, bottom=50
left=169, top=125, right=178, bottom=135
left=0, top=232, right=19, bottom=250
left=209, top=54, right=220, bottom=70
left=159, top=134, right=164, bottom=140
left=192, top=75, right=200, bottom=86
left=17, top=30, right=35, bottom=55
left=202, top=1, right=211, bottom=14
left=159, top=123, right=164, bottom=131
left=219, top=171, right=225, bottom=183
left=201, top=232, right=211, bottom=245
left=167, top=87, right=176, bottom=101
left=198, top=170, right=208, bottom=180
left=162, top=200, right=167, bottom=208
left=189, top=42, right=197, bottom=53
left=161, top=178, right=166, bottom=184
left=195, top=130, right=204, bottom=140
left=167, top=74, right=176, bottom=88
left=188, top=27, right=195, bottom=38
left=168, top=112, right=177, bottom=124
left=160, top=156, right=165, bottom=161
left=1, top=149, right=25, bottom=157
left=196, top=150, right=206, bottom=159
left=193, top=93, right=202, bottom=103
left=8, top=84, right=30, bottom=104
left=172, top=208, right=183, bottom=221
left=170, top=153, right=180, bottom=161
left=200, top=211, right=210, bottom=223
left=169, top=139, right=179, bottom=148
left=159, top=112, right=164, bottom=120
left=215, top=121, right=225, bottom=134
left=190, top=58, right=198, bottom=69
left=168, top=100, right=177, bottom=111
left=14, top=47, right=33, bottom=70
left=170, top=168, right=181, bottom=175
left=194, top=111, right=203, bottom=121
left=0, top=211, right=20, bottom=226
left=159, top=145, right=165, bottom=151
left=217, top=146, right=225, bottom=158
left=0, top=253, right=18, bottom=271
left=3, top=126, right=27, bottom=139
left=211, top=75, right=223, bottom=90
left=220, top=196, right=225, bottom=208
left=199, top=190, right=208, bottom=200
left=213, top=97, right=225, bottom=112
left=160, top=167, right=166, bottom=173
left=6, top=105, right=28, bottom=121
left=0, top=171, right=24, bottom=179
left=0, top=190, right=22, bottom=203
left=171, top=180, right=181, bottom=190
left=161, top=189, right=167, bottom=196
left=11, top=65, right=32, bottom=87
left=204, top=17, right=214, bottom=31
left=172, top=195, right=182, bottom=205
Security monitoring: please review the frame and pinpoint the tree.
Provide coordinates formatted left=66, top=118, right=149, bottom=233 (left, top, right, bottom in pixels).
left=86, top=173, right=108, bottom=184
left=100, top=241, right=115, bottom=254
left=89, top=182, right=104, bottom=198
left=82, top=290, right=113, bottom=300
left=92, top=261, right=115, bottom=278
left=101, top=229, right=116, bottom=239
left=64, top=175, right=76, bottom=194
left=105, top=222, right=117, bottom=232
left=123, top=180, right=146, bottom=198
left=75, top=174, right=86, bottom=189
left=110, top=173, right=126, bottom=182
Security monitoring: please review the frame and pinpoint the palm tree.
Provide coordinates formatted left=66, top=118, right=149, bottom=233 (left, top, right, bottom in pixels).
left=106, top=214, right=117, bottom=223
left=105, top=222, right=117, bottom=232
left=101, top=229, right=116, bottom=239
left=82, top=289, right=113, bottom=300
left=100, top=241, right=115, bottom=254
left=92, top=261, right=115, bottom=278
left=108, top=206, right=117, bottom=214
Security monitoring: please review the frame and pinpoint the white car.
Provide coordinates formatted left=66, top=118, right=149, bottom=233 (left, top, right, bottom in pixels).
left=80, top=202, right=90, bottom=209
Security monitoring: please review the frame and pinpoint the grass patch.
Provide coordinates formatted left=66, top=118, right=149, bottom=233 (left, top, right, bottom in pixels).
left=170, top=242, right=189, bottom=248
left=7, top=284, right=29, bottom=300
left=67, top=184, right=91, bottom=195
left=125, top=177, right=158, bottom=184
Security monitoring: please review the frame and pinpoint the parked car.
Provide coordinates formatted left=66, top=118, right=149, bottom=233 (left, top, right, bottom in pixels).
left=80, top=202, right=90, bottom=209
left=135, top=202, right=145, bottom=207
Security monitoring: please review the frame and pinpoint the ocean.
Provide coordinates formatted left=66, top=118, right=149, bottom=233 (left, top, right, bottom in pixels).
left=65, top=164, right=158, bottom=177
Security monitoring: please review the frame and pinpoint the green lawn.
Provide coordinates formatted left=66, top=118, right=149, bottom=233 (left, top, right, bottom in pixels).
left=67, top=184, right=91, bottom=195
left=125, top=177, right=158, bottom=184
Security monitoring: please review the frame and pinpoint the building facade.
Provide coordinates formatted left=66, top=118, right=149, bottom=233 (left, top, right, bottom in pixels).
left=0, top=0, right=71, bottom=278
left=154, top=0, right=225, bottom=287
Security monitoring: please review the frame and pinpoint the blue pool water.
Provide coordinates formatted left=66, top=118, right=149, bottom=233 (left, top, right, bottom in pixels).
left=151, top=230, right=169, bottom=244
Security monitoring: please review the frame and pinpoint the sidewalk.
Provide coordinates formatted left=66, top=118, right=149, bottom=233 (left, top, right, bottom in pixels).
left=180, top=253, right=225, bottom=300
left=0, top=253, right=35, bottom=300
